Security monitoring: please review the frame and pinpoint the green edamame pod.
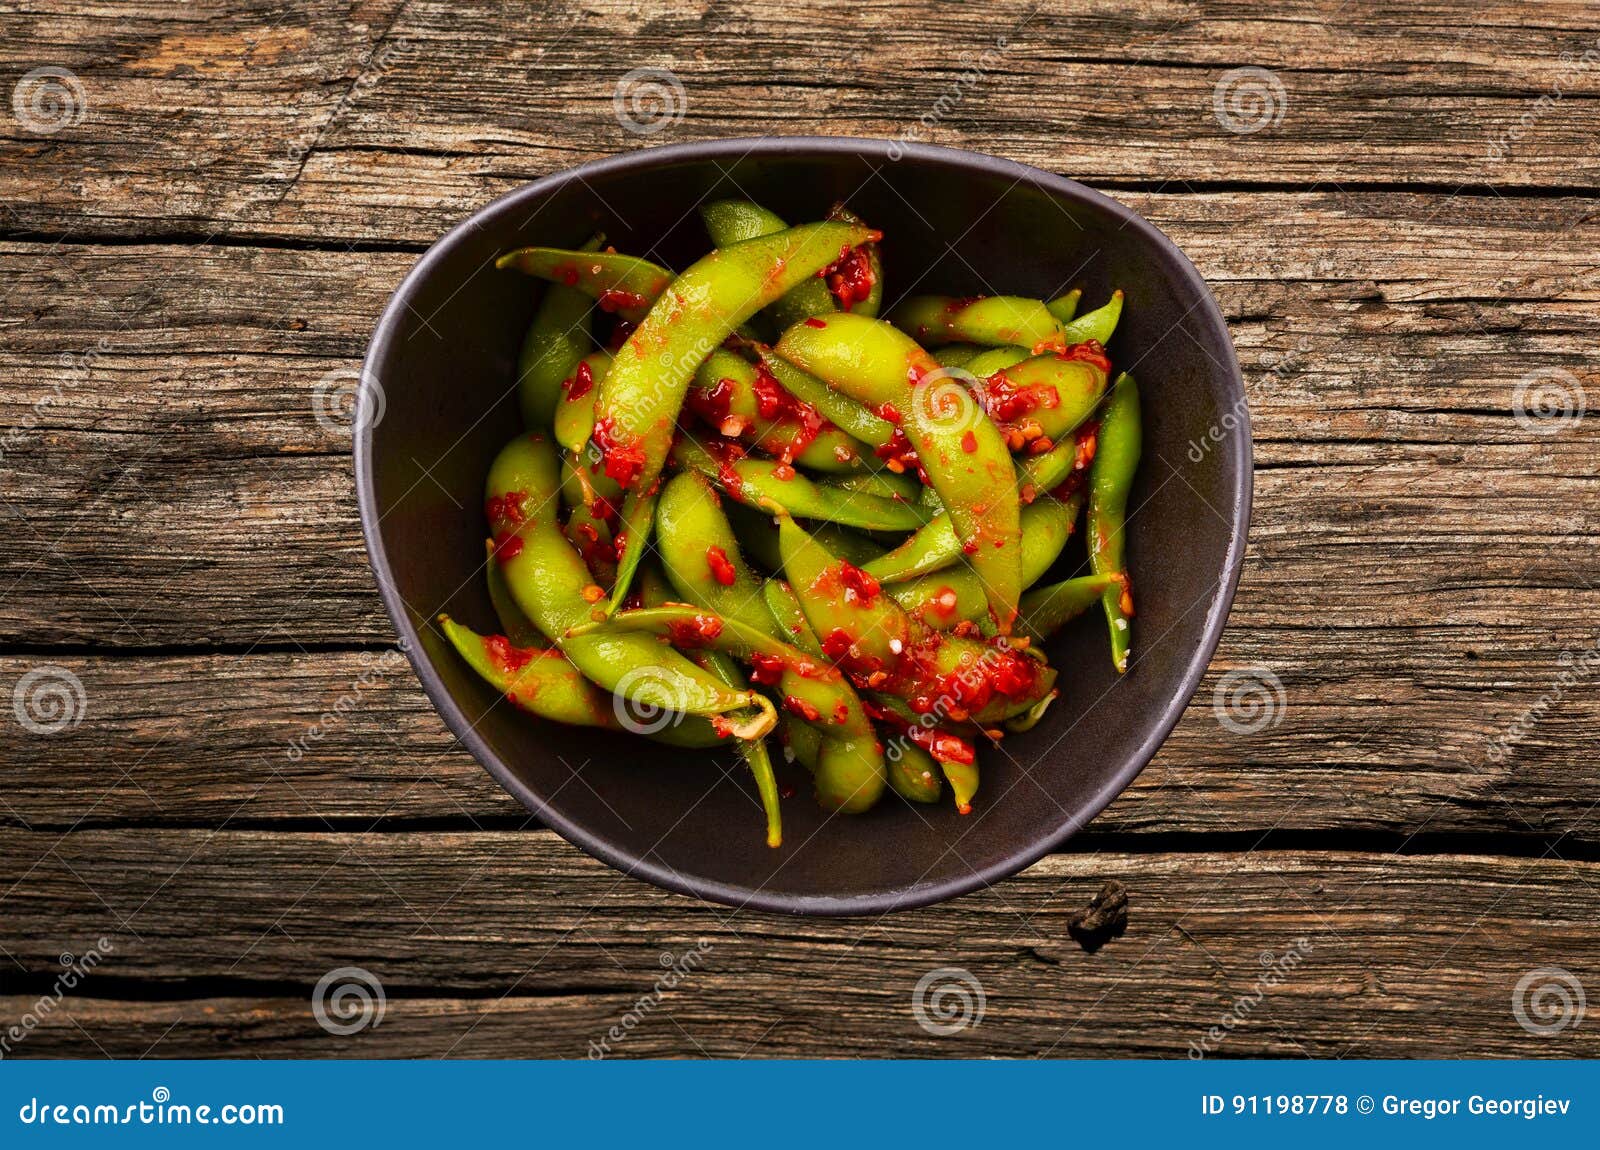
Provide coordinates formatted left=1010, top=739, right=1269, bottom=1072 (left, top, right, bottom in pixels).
left=497, top=246, right=674, bottom=323
left=552, top=350, right=612, bottom=454
left=776, top=313, right=1024, bottom=629
left=1046, top=289, right=1081, bottom=324
left=591, top=219, right=877, bottom=611
left=512, top=234, right=602, bottom=429
left=886, top=742, right=943, bottom=804
left=826, top=204, right=883, bottom=319
left=983, top=349, right=1109, bottom=443
left=485, top=434, right=775, bottom=736
left=1087, top=372, right=1141, bottom=673
left=572, top=605, right=886, bottom=813
left=1016, top=573, right=1124, bottom=645
left=1060, top=290, right=1123, bottom=347
left=672, top=433, right=926, bottom=532
left=819, top=468, right=923, bottom=506
left=888, top=295, right=1064, bottom=351
left=438, top=615, right=614, bottom=727
left=933, top=345, right=981, bottom=368
left=699, top=200, right=839, bottom=332
left=760, top=348, right=895, bottom=448
left=886, top=496, right=1078, bottom=627
left=964, top=345, right=1031, bottom=379
left=656, top=471, right=782, bottom=636
left=483, top=539, right=545, bottom=648
left=865, top=492, right=1081, bottom=585
left=438, top=614, right=730, bottom=749
left=783, top=713, right=822, bottom=772
left=777, top=514, right=1055, bottom=724
left=688, top=348, right=868, bottom=472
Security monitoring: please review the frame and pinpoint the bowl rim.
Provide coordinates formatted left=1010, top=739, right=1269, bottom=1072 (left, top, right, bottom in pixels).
left=355, top=135, right=1253, bottom=917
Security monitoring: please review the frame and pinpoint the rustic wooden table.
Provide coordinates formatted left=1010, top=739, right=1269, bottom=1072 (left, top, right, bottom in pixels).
left=3, top=0, right=1597, bottom=1059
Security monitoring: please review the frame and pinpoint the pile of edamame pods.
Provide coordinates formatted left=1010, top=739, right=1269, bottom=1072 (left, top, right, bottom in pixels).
left=439, top=199, right=1142, bottom=848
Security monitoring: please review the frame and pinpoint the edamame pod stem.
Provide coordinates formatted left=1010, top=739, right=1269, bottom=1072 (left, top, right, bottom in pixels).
left=1016, top=573, right=1124, bottom=645
left=1060, top=290, right=1123, bottom=347
left=1087, top=373, right=1141, bottom=673
left=775, top=313, right=1024, bottom=629
left=889, top=295, right=1065, bottom=351
left=866, top=491, right=1081, bottom=585
left=777, top=514, right=1054, bottom=724
left=552, top=349, right=613, bottom=454
left=1046, top=289, right=1082, bottom=324
left=887, top=497, right=1078, bottom=627
left=672, top=432, right=927, bottom=532
left=512, top=234, right=602, bottom=429
left=485, top=433, right=775, bottom=737
left=699, top=200, right=839, bottom=331
left=688, top=348, right=868, bottom=472
left=496, top=247, right=674, bottom=323
left=759, top=347, right=895, bottom=447
left=483, top=539, right=546, bottom=647
left=592, top=220, right=878, bottom=611
left=697, top=646, right=784, bottom=848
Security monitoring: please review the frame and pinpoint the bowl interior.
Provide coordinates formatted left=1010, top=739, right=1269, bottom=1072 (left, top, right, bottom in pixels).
left=359, top=140, right=1248, bottom=915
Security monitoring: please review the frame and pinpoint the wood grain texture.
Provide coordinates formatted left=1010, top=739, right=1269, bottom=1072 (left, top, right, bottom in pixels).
left=1, top=831, right=1597, bottom=1058
left=4, top=646, right=1599, bottom=843
left=3, top=0, right=1598, bottom=1059
left=4, top=2, right=1600, bottom=243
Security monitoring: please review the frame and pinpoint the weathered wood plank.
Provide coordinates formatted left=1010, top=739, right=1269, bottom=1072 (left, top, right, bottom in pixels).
left=5, top=2, right=1600, bottom=243
left=3, top=644, right=1597, bottom=841
left=1, top=192, right=1596, bottom=647
left=1, top=833, right=1596, bottom=1057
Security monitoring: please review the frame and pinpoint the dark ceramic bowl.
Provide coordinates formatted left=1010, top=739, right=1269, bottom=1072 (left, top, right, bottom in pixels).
left=356, top=137, right=1250, bottom=916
